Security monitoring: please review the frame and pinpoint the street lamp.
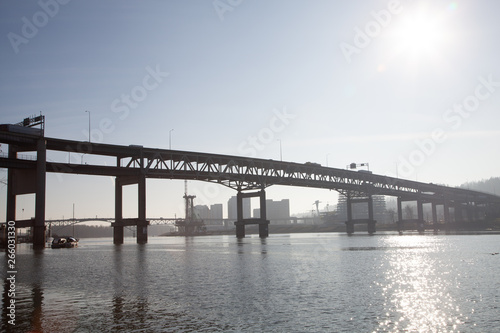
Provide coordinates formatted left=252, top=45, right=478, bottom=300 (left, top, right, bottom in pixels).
left=169, top=129, right=174, bottom=150
left=85, top=110, right=91, bottom=142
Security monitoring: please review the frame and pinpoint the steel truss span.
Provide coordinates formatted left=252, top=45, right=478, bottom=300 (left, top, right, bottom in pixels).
left=1, top=130, right=499, bottom=205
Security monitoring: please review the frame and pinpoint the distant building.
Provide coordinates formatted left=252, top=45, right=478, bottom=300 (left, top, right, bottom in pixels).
left=210, top=204, right=223, bottom=225
left=227, top=196, right=251, bottom=220
left=194, top=205, right=210, bottom=220
left=253, top=199, right=291, bottom=224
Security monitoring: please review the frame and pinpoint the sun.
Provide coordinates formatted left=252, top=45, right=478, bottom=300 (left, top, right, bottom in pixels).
left=389, top=3, right=454, bottom=65
left=399, top=16, right=442, bottom=53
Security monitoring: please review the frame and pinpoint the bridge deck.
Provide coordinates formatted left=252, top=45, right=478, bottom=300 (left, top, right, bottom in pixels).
left=1, top=129, right=499, bottom=204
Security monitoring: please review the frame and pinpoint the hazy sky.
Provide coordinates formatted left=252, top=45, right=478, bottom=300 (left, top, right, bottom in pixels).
left=1, top=0, right=499, bottom=221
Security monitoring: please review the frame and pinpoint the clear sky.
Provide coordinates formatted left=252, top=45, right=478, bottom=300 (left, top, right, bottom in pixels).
left=1, top=0, right=499, bottom=221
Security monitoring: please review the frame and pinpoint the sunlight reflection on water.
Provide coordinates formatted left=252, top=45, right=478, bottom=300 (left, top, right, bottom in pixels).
left=375, top=236, right=467, bottom=332
left=2, top=233, right=499, bottom=332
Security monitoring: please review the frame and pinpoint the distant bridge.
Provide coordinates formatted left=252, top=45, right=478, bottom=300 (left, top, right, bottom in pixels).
left=45, top=217, right=176, bottom=227
left=1, top=124, right=500, bottom=248
left=44, top=217, right=318, bottom=228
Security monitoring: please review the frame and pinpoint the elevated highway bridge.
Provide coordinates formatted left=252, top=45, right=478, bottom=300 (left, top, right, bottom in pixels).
left=1, top=124, right=499, bottom=248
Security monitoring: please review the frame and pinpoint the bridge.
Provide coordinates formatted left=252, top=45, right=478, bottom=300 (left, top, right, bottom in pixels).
left=1, top=121, right=500, bottom=248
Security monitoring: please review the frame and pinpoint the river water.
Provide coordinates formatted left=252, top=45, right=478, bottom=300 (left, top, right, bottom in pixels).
left=2, top=232, right=500, bottom=332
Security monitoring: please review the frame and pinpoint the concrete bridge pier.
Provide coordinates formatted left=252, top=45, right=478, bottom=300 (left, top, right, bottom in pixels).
left=235, top=223, right=245, bottom=238
left=137, top=175, right=147, bottom=244
left=344, top=195, right=376, bottom=235
left=345, top=195, right=354, bottom=234
left=396, top=197, right=426, bottom=233
left=396, top=197, right=404, bottom=233
left=6, top=145, right=18, bottom=246
left=416, top=200, right=425, bottom=233
left=114, top=174, right=124, bottom=245
left=442, top=201, right=451, bottom=233
left=454, top=203, right=464, bottom=223
left=34, top=138, right=47, bottom=248
left=465, top=204, right=475, bottom=222
left=234, top=189, right=269, bottom=238
left=472, top=203, right=485, bottom=221
left=345, top=221, right=355, bottom=234
left=367, top=196, right=376, bottom=234
left=114, top=173, right=148, bottom=244
left=5, top=139, right=47, bottom=249
left=432, top=202, right=439, bottom=233
left=258, top=190, right=269, bottom=237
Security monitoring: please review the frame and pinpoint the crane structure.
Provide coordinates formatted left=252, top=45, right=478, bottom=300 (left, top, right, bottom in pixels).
left=313, top=200, right=321, bottom=216
left=175, top=180, right=206, bottom=235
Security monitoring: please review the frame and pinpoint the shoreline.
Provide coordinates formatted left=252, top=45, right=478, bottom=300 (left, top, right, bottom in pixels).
left=161, top=220, right=500, bottom=237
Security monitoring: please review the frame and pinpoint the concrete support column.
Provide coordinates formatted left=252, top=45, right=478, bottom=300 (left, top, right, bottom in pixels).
left=6, top=146, right=17, bottom=223
left=474, top=204, right=482, bottom=221
left=396, top=197, right=403, bottom=221
left=454, top=203, right=463, bottom=223
left=443, top=201, right=451, bottom=230
left=33, top=138, right=46, bottom=249
left=4, top=146, right=17, bottom=248
left=346, top=195, right=352, bottom=221
left=367, top=220, right=376, bottom=234
left=367, top=196, right=374, bottom=221
left=417, top=201, right=424, bottom=221
left=396, top=197, right=403, bottom=232
left=345, top=194, right=354, bottom=234
left=416, top=200, right=424, bottom=233
left=236, top=224, right=245, bottom=238
left=466, top=204, right=474, bottom=222
left=367, top=196, right=376, bottom=234
left=114, top=174, right=124, bottom=245
left=236, top=190, right=245, bottom=238
left=258, top=189, right=269, bottom=238
left=137, top=175, right=147, bottom=244
left=432, top=203, right=438, bottom=232
left=113, top=223, right=124, bottom=244
left=345, top=221, right=354, bottom=234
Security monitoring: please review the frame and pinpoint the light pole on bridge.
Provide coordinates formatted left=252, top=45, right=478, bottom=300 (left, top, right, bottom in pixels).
left=85, top=110, right=91, bottom=143
left=169, top=128, right=174, bottom=150
left=277, top=139, right=282, bottom=161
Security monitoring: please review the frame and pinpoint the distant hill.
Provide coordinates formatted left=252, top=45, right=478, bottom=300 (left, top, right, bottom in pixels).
left=459, top=177, right=500, bottom=196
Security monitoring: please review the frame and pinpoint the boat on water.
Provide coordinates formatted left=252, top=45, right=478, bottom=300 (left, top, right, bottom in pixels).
left=51, top=236, right=78, bottom=249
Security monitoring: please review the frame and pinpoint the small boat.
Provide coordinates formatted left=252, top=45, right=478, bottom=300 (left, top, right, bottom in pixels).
left=51, top=236, right=78, bottom=249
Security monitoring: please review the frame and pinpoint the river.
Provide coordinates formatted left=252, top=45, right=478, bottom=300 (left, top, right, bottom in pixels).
left=2, top=232, right=500, bottom=332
